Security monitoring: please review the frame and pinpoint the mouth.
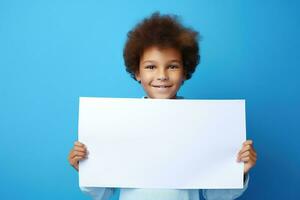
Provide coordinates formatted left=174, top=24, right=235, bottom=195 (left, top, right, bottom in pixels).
left=151, top=85, right=172, bottom=88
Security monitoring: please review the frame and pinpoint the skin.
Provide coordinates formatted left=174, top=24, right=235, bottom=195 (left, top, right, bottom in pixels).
left=68, top=46, right=257, bottom=175
left=135, top=46, right=186, bottom=99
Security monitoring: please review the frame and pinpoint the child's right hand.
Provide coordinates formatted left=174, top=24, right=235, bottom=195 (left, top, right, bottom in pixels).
left=68, top=141, right=88, bottom=171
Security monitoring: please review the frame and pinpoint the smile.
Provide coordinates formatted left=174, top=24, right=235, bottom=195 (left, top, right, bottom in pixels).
left=151, top=85, right=172, bottom=88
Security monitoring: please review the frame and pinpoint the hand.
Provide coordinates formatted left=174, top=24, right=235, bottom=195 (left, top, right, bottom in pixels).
left=68, top=141, right=88, bottom=171
left=237, top=140, right=257, bottom=174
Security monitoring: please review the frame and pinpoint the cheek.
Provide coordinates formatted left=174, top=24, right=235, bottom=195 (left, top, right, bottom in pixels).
left=171, top=72, right=185, bottom=83
left=140, top=73, right=153, bottom=83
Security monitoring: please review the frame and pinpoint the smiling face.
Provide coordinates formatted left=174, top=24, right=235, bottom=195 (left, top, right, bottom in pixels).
left=135, top=46, right=186, bottom=99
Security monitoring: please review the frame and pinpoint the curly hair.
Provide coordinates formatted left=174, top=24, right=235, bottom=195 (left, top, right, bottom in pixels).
left=123, top=12, right=200, bottom=81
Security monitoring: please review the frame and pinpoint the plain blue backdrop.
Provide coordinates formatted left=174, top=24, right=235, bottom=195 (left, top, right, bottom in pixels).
left=0, top=0, right=299, bottom=199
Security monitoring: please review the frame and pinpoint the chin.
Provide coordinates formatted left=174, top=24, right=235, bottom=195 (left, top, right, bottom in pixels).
left=149, top=93, right=176, bottom=99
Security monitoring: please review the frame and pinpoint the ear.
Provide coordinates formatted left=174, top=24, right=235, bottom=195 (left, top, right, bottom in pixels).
left=135, top=71, right=141, bottom=82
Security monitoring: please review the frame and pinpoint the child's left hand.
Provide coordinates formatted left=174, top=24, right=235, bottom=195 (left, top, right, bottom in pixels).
left=237, top=140, right=257, bottom=174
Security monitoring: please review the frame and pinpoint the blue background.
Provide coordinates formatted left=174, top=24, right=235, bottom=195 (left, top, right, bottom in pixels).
left=0, top=1, right=299, bottom=199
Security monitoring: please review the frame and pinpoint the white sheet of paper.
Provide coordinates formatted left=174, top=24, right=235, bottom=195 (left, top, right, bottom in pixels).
left=78, top=97, right=246, bottom=189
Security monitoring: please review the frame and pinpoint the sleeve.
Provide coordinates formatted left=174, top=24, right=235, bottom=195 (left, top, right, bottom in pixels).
left=80, top=187, right=115, bottom=200
left=202, top=174, right=250, bottom=200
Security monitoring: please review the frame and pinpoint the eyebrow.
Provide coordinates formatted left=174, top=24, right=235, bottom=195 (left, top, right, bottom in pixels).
left=141, top=59, right=182, bottom=64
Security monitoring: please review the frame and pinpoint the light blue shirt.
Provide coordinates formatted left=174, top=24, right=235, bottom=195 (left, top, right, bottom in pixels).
left=80, top=175, right=249, bottom=200
left=80, top=96, right=249, bottom=199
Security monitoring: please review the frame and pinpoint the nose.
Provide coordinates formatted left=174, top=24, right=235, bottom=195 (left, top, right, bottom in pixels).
left=156, top=68, right=169, bottom=81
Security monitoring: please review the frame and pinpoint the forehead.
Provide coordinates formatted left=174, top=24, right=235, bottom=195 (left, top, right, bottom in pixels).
left=140, top=46, right=182, bottom=63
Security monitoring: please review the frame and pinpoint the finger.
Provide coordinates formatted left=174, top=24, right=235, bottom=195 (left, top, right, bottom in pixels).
left=70, top=150, right=87, bottom=159
left=70, top=159, right=79, bottom=171
left=238, top=150, right=257, bottom=162
left=240, top=154, right=256, bottom=163
left=74, top=146, right=87, bottom=152
left=252, top=148, right=257, bottom=157
left=239, top=146, right=257, bottom=157
left=74, top=151, right=87, bottom=157
left=247, top=147, right=257, bottom=158
left=69, top=150, right=83, bottom=160
left=250, top=153, right=257, bottom=162
left=238, top=144, right=252, bottom=155
left=243, top=140, right=253, bottom=146
left=68, top=150, right=76, bottom=161
left=69, top=157, right=78, bottom=167
left=239, top=156, right=250, bottom=162
left=74, top=141, right=86, bottom=148
left=250, top=149, right=257, bottom=159
left=71, top=156, right=85, bottom=165
left=238, top=151, right=257, bottom=162
left=70, top=159, right=79, bottom=168
left=238, top=151, right=250, bottom=160
left=69, top=150, right=76, bottom=159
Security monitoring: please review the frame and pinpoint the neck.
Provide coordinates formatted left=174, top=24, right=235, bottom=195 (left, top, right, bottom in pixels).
left=145, top=95, right=178, bottom=99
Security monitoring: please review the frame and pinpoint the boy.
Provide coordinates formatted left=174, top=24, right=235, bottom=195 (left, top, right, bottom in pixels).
left=68, top=12, right=257, bottom=200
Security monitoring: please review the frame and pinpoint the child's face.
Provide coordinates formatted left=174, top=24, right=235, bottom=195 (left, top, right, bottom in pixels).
left=135, top=46, right=186, bottom=99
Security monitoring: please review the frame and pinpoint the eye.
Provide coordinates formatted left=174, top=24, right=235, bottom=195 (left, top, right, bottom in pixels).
left=168, top=64, right=179, bottom=69
left=145, top=65, right=155, bottom=69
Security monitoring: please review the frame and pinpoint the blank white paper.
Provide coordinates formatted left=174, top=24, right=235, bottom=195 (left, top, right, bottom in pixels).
left=78, top=97, right=246, bottom=189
